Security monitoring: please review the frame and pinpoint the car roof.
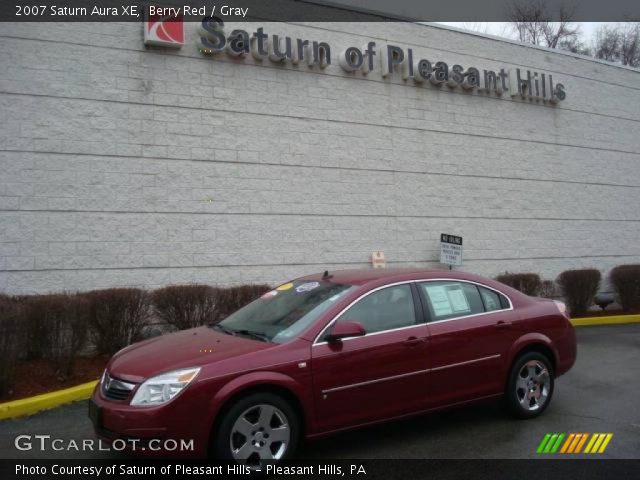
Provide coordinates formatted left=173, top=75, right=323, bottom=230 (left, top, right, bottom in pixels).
left=296, top=267, right=489, bottom=286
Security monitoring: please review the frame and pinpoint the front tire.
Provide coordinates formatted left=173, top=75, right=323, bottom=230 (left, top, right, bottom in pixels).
left=213, top=392, right=300, bottom=465
left=506, top=352, right=554, bottom=419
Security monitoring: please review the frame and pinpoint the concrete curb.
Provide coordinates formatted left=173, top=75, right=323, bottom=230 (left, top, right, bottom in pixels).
left=0, top=380, right=97, bottom=421
left=570, top=314, right=640, bottom=327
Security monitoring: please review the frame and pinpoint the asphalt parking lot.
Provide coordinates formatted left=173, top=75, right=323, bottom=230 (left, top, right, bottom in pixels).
left=1, top=325, right=639, bottom=459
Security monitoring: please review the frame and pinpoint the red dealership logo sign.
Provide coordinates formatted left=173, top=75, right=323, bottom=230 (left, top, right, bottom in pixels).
left=144, top=6, right=184, bottom=47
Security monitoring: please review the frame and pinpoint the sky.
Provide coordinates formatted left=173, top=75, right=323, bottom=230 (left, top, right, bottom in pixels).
left=437, top=22, right=612, bottom=46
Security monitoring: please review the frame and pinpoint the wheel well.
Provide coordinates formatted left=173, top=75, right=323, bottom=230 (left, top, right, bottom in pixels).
left=513, top=343, right=557, bottom=372
left=207, top=384, right=305, bottom=456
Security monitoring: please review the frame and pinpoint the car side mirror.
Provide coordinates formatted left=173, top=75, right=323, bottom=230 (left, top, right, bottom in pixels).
left=327, top=320, right=366, bottom=342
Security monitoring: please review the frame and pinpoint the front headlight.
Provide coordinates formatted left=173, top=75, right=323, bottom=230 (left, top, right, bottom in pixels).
left=130, top=367, right=201, bottom=406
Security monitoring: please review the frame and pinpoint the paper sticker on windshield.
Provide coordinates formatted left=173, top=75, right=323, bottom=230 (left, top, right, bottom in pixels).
left=295, top=281, right=319, bottom=293
left=276, top=282, right=294, bottom=291
left=261, top=290, right=278, bottom=299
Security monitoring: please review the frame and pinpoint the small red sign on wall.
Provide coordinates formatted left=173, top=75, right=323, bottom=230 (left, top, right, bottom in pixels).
left=144, top=7, right=184, bottom=47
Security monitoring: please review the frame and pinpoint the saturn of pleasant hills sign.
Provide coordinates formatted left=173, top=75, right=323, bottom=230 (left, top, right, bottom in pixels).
left=196, top=18, right=566, bottom=104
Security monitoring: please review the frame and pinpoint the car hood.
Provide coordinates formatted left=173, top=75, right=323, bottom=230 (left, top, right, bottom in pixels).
left=107, top=326, right=273, bottom=383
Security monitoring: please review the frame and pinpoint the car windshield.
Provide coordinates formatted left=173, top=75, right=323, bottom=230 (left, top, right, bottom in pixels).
left=213, top=280, right=356, bottom=343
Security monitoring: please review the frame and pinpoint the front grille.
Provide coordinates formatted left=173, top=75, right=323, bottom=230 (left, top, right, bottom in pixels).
left=104, top=386, right=131, bottom=401
left=101, top=372, right=136, bottom=402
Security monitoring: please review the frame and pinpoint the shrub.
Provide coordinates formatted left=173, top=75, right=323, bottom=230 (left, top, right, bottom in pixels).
left=152, top=285, right=219, bottom=330
left=0, top=295, right=22, bottom=396
left=610, top=265, right=640, bottom=312
left=539, top=280, right=558, bottom=299
left=85, top=288, right=150, bottom=355
left=557, top=269, right=601, bottom=317
left=495, top=273, right=542, bottom=296
left=26, top=293, right=90, bottom=379
left=210, top=285, right=272, bottom=324
left=16, top=294, right=49, bottom=361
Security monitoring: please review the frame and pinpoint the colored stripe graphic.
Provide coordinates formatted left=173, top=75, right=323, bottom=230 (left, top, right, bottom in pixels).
left=537, top=433, right=552, bottom=453
left=584, top=433, right=598, bottom=453
left=550, top=433, right=565, bottom=453
left=584, top=433, right=614, bottom=454
left=598, top=433, right=613, bottom=453
left=598, top=434, right=613, bottom=453
left=567, top=433, right=583, bottom=453
left=537, top=433, right=566, bottom=454
left=592, top=434, right=606, bottom=452
left=538, top=433, right=613, bottom=454
left=560, top=433, right=575, bottom=453
left=544, top=434, right=559, bottom=453
left=574, top=433, right=588, bottom=453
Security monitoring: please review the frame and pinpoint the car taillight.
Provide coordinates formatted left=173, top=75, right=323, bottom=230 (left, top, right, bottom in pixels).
left=553, top=300, right=569, bottom=318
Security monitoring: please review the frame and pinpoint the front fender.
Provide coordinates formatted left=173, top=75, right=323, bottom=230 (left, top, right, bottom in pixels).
left=205, top=371, right=313, bottom=435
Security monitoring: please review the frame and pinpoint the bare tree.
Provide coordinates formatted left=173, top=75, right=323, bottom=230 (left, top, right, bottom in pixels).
left=593, top=23, right=640, bottom=67
left=509, top=0, right=548, bottom=45
left=508, top=0, right=580, bottom=49
left=594, top=25, right=622, bottom=62
left=542, top=5, right=579, bottom=48
left=558, top=37, right=590, bottom=56
left=620, top=22, right=640, bottom=67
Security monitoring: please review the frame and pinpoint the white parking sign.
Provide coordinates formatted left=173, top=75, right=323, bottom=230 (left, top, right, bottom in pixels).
left=440, top=233, right=463, bottom=266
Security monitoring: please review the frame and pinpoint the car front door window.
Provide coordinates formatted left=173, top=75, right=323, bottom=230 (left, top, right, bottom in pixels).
left=335, top=284, right=417, bottom=335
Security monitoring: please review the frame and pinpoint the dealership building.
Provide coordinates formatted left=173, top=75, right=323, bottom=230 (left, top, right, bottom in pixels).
left=0, top=20, right=639, bottom=294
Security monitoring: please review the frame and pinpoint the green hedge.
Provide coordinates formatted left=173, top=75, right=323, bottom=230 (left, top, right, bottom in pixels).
left=495, top=272, right=542, bottom=296
left=610, top=265, right=640, bottom=312
left=557, top=269, right=601, bottom=317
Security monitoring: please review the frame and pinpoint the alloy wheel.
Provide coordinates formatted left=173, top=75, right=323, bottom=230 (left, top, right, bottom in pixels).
left=515, top=360, right=551, bottom=411
left=229, top=403, right=291, bottom=464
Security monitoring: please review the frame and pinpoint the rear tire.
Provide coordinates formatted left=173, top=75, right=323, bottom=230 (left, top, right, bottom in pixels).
left=212, top=392, right=300, bottom=465
left=506, top=351, right=554, bottom=419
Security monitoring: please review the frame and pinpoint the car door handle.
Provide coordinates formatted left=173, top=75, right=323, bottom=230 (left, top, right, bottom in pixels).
left=403, top=336, right=426, bottom=347
left=495, top=321, right=512, bottom=329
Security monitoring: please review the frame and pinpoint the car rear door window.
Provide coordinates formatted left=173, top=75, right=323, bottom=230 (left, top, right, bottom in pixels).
left=478, top=286, right=509, bottom=312
left=337, top=284, right=417, bottom=334
left=419, top=281, right=484, bottom=321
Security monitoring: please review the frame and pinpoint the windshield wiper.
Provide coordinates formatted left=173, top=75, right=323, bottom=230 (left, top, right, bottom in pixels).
left=232, top=329, right=272, bottom=343
left=210, top=324, right=237, bottom=336
left=210, top=324, right=272, bottom=342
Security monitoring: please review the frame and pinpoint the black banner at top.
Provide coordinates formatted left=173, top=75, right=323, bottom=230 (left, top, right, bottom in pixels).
left=1, top=0, right=640, bottom=22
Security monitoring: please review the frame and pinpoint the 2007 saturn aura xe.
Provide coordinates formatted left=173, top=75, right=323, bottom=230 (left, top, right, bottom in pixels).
left=89, top=268, right=577, bottom=463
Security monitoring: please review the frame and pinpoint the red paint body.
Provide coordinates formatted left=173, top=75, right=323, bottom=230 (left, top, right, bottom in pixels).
left=90, top=269, right=576, bottom=457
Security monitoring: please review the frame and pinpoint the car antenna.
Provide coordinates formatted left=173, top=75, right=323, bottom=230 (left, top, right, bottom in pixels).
left=322, top=270, right=333, bottom=280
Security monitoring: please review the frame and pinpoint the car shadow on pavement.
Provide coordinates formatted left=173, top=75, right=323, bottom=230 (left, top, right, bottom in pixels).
left=297, top=400, right=515, bottom=459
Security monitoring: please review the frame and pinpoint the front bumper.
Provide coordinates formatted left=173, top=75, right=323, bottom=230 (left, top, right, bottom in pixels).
left=89, top=385, right=209, bottom=458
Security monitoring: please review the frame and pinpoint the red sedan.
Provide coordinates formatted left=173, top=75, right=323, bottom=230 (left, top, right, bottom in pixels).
left=89, top=268, right=576, bottom=463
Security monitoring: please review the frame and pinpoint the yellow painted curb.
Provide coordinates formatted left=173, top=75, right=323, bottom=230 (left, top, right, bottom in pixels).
left=0, top=380, right=98, bottom=421
left=571, top=314, right=640, bottom=327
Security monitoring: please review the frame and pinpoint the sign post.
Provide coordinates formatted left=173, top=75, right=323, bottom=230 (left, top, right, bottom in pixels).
left=440, top=234, right=463, bottom=270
